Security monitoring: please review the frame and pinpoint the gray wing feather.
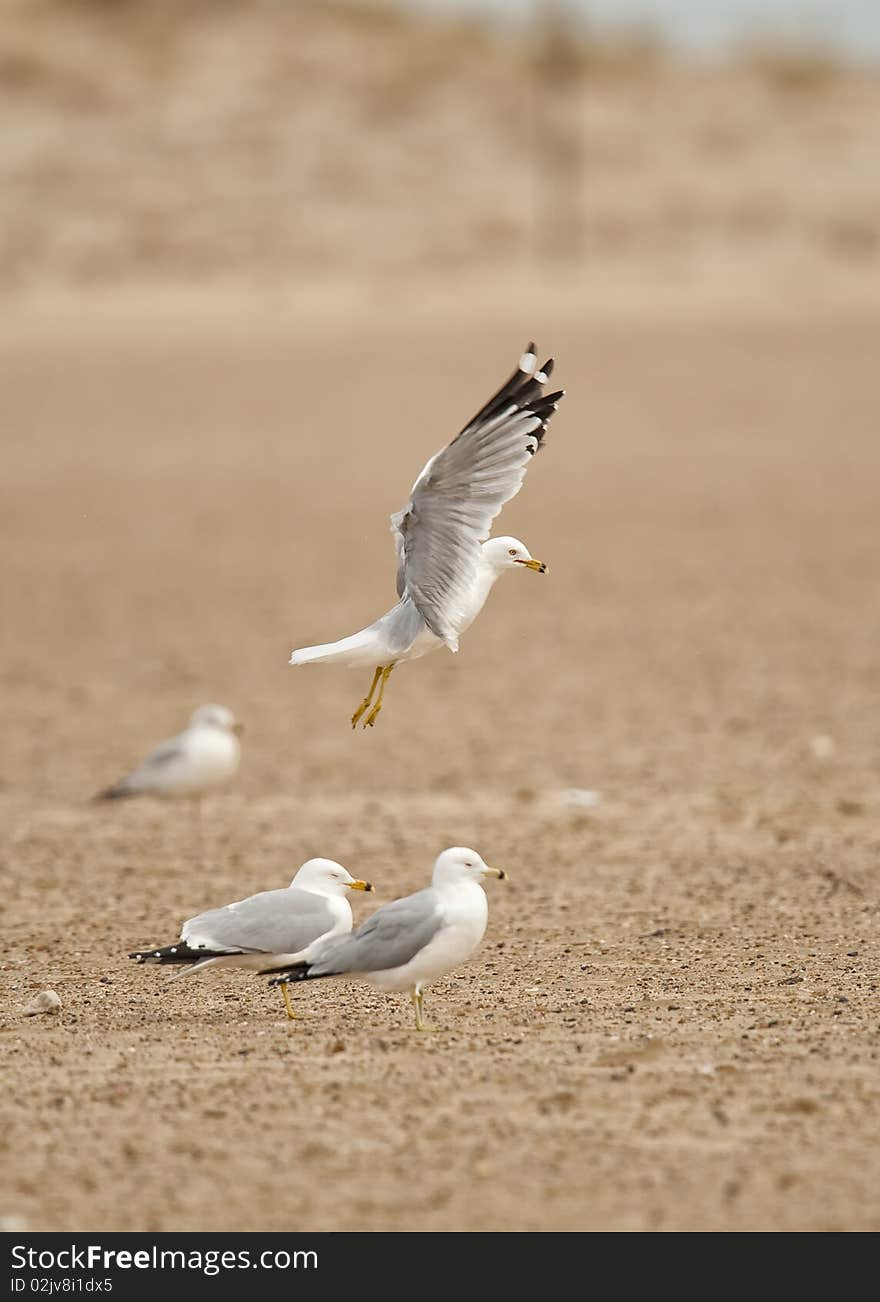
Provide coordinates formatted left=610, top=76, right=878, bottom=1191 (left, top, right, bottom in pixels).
left=109, top=738, right=186, bottom=795
left=135, top=738, right=185, bottom=774
left=99, top=737, right=186, bottom=799
left=374, top=595, right=427, bottom=658
left=182, top=888, right=337, bottom=955
left=391, top=345, right=563, bottom=645
left=308, top=888, right=443, bottom=976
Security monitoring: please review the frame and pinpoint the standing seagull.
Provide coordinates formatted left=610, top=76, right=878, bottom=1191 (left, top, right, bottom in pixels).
left=96, top=704, right=242, bottom=800
left=266, top=847, right=505, bottom=1030
left=129, top=858, right=374, bottom=1019
left=290, top=343, right=564, bottom=727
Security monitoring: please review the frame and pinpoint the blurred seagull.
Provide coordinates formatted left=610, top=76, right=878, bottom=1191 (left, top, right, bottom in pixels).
left=96, top=704, right=242, bottom=801
left=290, top=343, right=564, bottom=727
left=129, top=858, right=374, bottom=1019
left=266, top=847, right=505, bottom=1030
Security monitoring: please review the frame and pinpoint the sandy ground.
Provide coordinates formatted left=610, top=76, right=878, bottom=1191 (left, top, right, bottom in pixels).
left=1, top=284, right=879, bottom=1233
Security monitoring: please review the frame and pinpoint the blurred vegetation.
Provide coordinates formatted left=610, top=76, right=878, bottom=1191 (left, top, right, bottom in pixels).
left=0, top=0, right=877, bottom=291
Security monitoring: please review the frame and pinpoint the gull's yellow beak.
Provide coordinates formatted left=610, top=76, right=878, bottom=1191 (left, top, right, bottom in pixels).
left=482, top=866, right=507, bottom=880
left=232, top=722, right=245, bottom=735
left=517, top=558, right=547, bottom=574
left=348, top=879, right=374, bottom=892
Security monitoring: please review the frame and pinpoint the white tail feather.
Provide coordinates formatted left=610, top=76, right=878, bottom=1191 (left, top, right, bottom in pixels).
left=289, top=626, right=383, bottom=668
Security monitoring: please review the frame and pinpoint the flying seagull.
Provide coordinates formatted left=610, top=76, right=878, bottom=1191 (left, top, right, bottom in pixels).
left=96, top=704, right=242, bottom=800
left=266, top=847, right=505, bottom=1030
left=129, top=858, right=374, bottom=1019
left=290, top=343, right=564, bottom=727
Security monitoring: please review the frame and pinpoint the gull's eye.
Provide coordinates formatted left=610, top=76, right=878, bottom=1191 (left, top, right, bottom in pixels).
left=465, top=861, right=473, bottom=867
left=508, top=548, right=517, bottom=557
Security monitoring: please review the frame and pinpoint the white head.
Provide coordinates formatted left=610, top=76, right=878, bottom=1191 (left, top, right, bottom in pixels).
left=432, top=846, right=506, bottom=887
left=481, top=536, right=547, bottom=576
left=291, top=857, right=374, bottom=897
left=189, top=704, right=241, bottom=734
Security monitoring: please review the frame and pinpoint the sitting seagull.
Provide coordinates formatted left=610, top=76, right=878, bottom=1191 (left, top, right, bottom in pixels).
left=290, top=343, right=564, bottom=728
left=265, top=847, right=505, bottom=1030
left=96, top=704, right=242, bottom=800
left=129, top=858, right=374, bottom=1019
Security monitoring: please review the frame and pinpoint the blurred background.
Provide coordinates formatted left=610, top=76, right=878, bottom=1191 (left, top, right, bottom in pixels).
left=1, top=0, right=878, bottom=297
left=3, top=0, right=879, bottom=789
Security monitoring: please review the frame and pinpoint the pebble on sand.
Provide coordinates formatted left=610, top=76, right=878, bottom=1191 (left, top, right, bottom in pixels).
left=0, top=1214, right=29, bottom=1233
left=23, top=989, right=62, bottom=1017
left=558, top=788, right=603, bottom=809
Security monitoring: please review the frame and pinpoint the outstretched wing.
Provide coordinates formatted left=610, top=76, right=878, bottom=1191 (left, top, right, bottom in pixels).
left=391, top=343, right=563, bottom=647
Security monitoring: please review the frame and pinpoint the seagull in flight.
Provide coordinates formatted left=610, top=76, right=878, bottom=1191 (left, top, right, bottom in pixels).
left=289, top=343, right=564, bottom=727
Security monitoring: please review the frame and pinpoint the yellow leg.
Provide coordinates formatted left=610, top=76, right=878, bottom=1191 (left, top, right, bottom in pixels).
left=351, top=666, right=383, bottom=729
left=363, top=663, right=394, bottom=728
left=280, top=982, right=296, bottom=1021
left=411, top=986, right=431, bottom=1031
left=410, top=987, right=438, bottom=1032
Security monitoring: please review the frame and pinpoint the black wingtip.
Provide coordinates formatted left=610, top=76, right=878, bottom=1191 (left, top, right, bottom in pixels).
left=94, top=783, right=134, bottom=802
left=128, top=941, right=215, bottom=966
left=454, top=341, right=563, bottom=440
left=519, top=342, right=538, bottom=373
left=268, top=966, right=311, bottom=987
